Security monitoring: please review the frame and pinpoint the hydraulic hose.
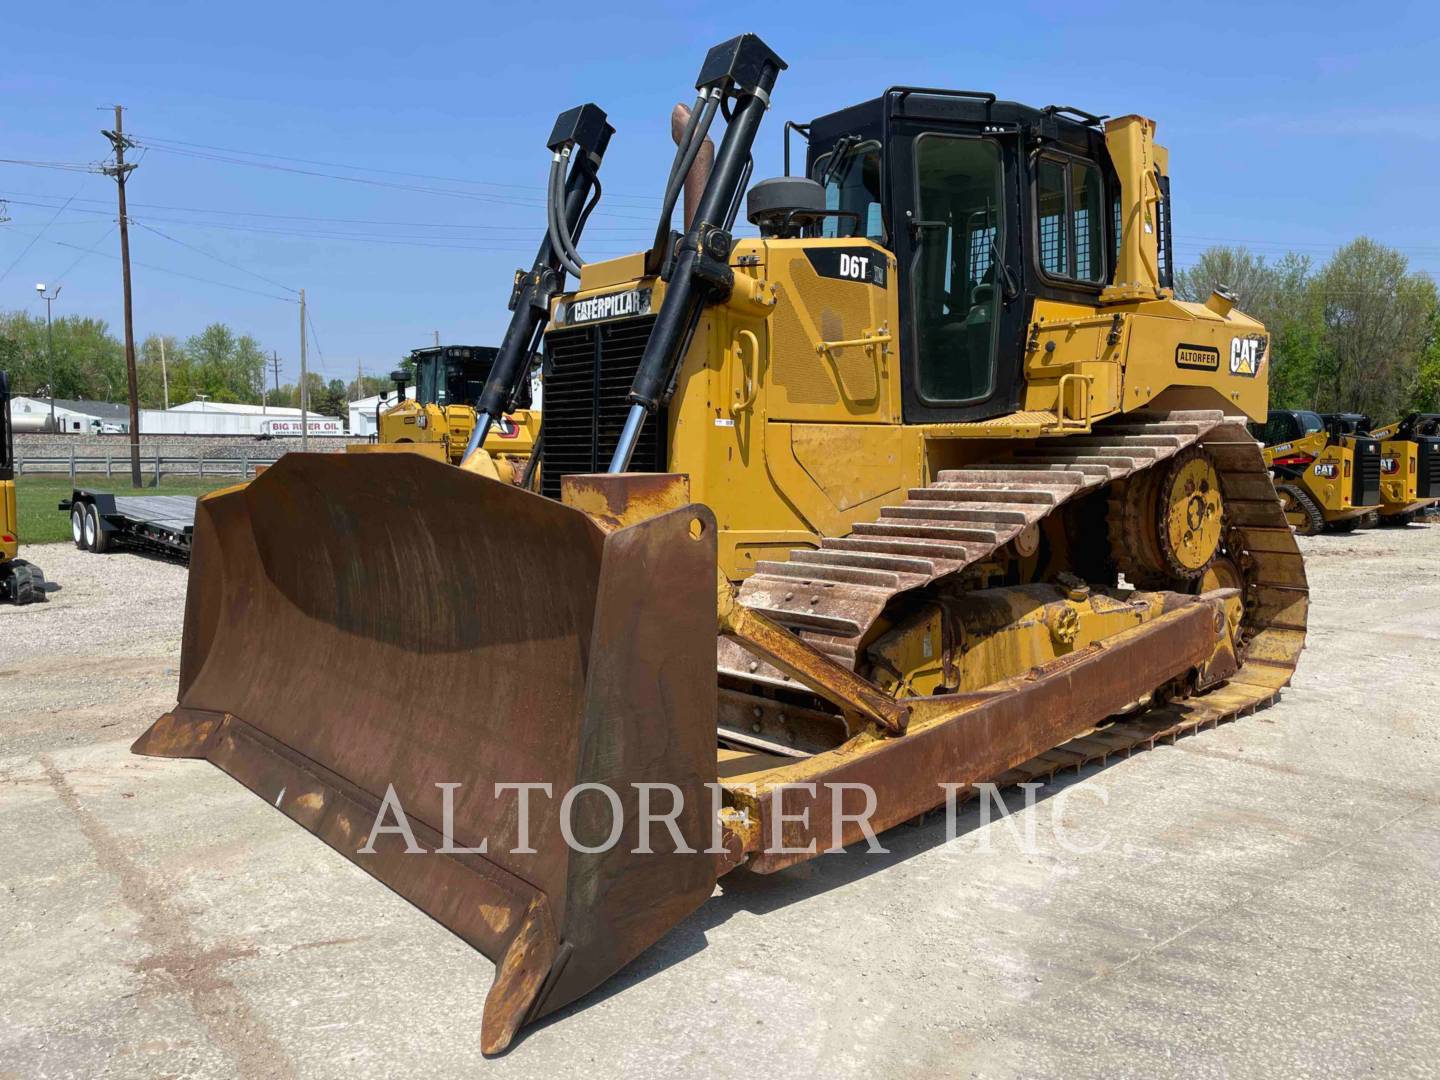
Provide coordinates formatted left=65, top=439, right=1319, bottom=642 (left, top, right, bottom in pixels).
left=550, top=150, right=588, bottom=272
left=546, top=155, right=583, bottom=278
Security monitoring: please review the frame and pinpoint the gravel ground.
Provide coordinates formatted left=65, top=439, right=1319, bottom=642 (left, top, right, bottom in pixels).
left=0, top=543, right=188, bottom=758
left=1, top=525, right=1438, bottom=1079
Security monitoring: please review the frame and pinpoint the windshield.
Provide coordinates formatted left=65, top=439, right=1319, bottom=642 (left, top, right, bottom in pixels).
left=443, top=361, right=488, bottom=406
left=812, top=139, right=884, bottom=243
left=415, top=354, right=491, bottom=406
left=415, top=356, right=442, bottom=405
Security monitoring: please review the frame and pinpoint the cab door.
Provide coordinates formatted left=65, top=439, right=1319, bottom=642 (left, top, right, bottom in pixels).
left=888, top=122, right=1026, bottom=422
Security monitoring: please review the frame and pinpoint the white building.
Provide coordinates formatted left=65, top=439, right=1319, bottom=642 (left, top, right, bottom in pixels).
left=141, top=400, right=344, bottom=437
left=11, top=396, right=130, bottom=434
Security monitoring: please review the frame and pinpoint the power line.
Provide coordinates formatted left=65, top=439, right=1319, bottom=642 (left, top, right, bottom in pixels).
left=0, top=158, right=104, bottom=174
left=132, top=219, right=299, bottom=294
left=130, top=133, right=663, bottom=205
left=2, top=197, right=649, bottom=252
left=132, top=142, right=657, bottom=221
left=48, top=238, right=298, bottom=303
left=0, top=180, right=87, bottom=285
left=51, top=222, right=118, bottom=286
left=0, top=188, right=654, bottom=232
left=305, top=305, right=325, bottom=371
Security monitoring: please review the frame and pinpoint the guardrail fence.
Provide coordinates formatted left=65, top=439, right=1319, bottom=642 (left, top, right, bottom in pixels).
left=14, top=450, right=281, bottom=483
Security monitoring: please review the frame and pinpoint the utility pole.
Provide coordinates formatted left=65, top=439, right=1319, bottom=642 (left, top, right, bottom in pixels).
left=299, top=288, right=308, bottom=451
left=159, top=336, right=170, bottom=410
left=103, top=105, right=141, bottom=487
left=270, top=351, right=282, bottom=397
left=35, top=283, right=60, bottom=431
left=434, top=329, right=440, bottom=348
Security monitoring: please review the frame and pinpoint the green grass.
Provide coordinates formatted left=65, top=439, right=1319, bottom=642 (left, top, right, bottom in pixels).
left=15, top=474, right=239, bottom=545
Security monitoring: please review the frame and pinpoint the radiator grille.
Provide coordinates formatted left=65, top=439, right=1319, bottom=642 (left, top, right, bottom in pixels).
left=541, top=315, right=665, bottom=500
left=1352, top=437, right=1381, bottom=507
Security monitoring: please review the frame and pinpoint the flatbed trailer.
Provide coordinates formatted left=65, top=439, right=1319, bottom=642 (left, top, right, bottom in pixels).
left=60, top=488, right=198, bottom=560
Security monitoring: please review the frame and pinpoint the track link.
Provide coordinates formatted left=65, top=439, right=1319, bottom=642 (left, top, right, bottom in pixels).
left=720, top=409, right=1309, bottom=767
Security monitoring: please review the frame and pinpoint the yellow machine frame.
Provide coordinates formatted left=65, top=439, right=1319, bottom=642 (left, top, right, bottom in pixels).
left=559, top=117, right=1268, bottom=580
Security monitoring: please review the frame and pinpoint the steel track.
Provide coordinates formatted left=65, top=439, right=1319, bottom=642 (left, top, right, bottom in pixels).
left=720, top=409, right=1310, bottom=773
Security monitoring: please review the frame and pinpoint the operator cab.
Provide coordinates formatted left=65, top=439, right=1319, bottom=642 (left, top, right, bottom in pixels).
left=409, top=345, right=532, bottom=409
left=788, top=91, right=1169, bottom=422
left=1397, top=413, right=1440, bottom=438
left=1321, top=412, right=1372, bottom=438
left=1253, top=409, right=1324, bottom=445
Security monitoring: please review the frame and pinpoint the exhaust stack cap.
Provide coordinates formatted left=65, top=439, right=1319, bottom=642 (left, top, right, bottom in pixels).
left=1206, top=285, right=1238, bottom=317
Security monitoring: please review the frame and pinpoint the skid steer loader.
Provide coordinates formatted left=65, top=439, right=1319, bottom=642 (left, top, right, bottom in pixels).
left=1258, top=409, right=1381, bottom=533
left=135, top=34, right=1308, bottom=1053
left=347, top=344, right=540, bottom=481
left=1365, top=413, right=1440, bottom=525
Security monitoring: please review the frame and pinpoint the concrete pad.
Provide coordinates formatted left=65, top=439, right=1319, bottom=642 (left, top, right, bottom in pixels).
left=1, top=526, right=1438, bottom=1078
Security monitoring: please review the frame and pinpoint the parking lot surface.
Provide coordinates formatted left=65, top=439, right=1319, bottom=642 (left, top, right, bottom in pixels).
left=2, top=529, right=1438, bottom=1079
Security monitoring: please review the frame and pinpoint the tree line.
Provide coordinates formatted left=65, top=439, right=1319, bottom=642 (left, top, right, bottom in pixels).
left=0, top=313, right=391, bottom=418
left=4, top=236, right=1436, bottom=425
left=1176, top=238, right=1440, bottom=422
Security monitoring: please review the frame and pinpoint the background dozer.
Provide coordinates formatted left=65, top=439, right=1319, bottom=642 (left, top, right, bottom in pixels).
left=1257, top=408, right=1381, bottom=533
left=0, top=371, right=46, bottom=604
left=1366, top=412, right=1440, bottom=524
left=348, top=343, right=540, bottom=479
left=135, top=34, right=1307, bottom=1054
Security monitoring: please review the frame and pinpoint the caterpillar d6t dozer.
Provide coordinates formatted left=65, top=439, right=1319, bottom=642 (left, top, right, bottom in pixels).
left=1258, top=409, right=1381, bottom=533
left=135, top=34, right=1308, bottom=1054
left=1367, top=413, right=1440, bottom=525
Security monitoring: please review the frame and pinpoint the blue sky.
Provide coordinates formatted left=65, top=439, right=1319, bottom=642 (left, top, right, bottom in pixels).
left=1, top=1, right=1436, bottom=387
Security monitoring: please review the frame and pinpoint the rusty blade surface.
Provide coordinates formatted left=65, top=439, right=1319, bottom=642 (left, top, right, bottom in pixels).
left=132, top=453, right=720, bottom=1053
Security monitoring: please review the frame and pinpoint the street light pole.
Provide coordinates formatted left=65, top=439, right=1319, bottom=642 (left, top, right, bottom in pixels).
left=35, top=283, right=61, bottom=431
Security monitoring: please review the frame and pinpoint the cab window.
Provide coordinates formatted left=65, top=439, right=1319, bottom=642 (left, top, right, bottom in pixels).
left=813, top=140, right=884, bottom=243
left=1035, top=154, right=1106, bottom=284
left=912, top=135, right=1004, bottom=404
left=416, top=358, right=441, bottom=405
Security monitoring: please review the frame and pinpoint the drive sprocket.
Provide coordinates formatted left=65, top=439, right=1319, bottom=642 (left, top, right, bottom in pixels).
left=1109, top=446, right=1224, bottom=588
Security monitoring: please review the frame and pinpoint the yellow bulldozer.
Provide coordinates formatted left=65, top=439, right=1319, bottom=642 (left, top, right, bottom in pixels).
left=134, top=35, right=1308, bottom=1054
left=1, top=371, right=46, bottom=604
left=348, top=343, right=540, bottom=481
left=1256, top=408, right=1381, bottom=533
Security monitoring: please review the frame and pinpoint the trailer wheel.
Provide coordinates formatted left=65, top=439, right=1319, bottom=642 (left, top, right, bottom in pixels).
left=71, top=503, right=88, bottom=549
left=84, top=503, right=112, bottom=553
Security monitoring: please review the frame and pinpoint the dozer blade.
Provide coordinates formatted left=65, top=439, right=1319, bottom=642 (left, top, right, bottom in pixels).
left=132, top=453, right=720, bottom=1054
